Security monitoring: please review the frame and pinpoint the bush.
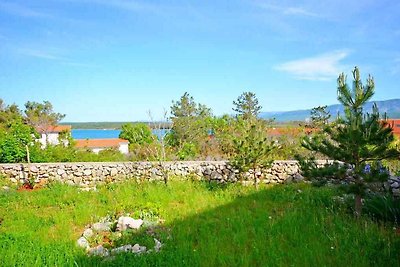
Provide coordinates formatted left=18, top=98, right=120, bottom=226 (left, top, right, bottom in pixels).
left=177, top=143, right=198, bottom=160
left=363, top=194, right=400, bottom=225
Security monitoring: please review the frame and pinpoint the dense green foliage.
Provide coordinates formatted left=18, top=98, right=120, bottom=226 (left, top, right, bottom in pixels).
left=0, top=99, right=132, bottom=163
left=0, top=91, right=312, bottom=163
left=167, top=92, right=214, bottom=160
left=0, top=180, right=399, bottom=266
left=0, top=120, right=38, bottom=163
left=119, top=123, right=155, bottom=146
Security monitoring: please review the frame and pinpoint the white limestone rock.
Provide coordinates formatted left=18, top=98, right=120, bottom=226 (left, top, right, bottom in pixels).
left=92, top=222, right=111, bottom=232
left=88, top=245, right=109, bottom=257
left=83, top=228, right=94, bottom=239
left=154, top=238, right=162, bottom=252
left=111, top=244, right=132, bottom=255
left=77, top=237, right=90, bottom=249
left=117, top=216, right=143, bottom=231
left=132, top=243, right=147, bottom=254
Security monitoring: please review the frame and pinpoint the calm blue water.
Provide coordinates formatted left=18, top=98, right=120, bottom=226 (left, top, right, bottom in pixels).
left=72, top=129, right=121, bottom=139
left=72, top=129, right=168, bottom=139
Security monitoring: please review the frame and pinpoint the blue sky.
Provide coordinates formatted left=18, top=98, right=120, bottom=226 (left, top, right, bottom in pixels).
left=0, top=0, right=399, bottom=122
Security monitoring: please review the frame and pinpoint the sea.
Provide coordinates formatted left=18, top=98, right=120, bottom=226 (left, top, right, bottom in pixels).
left=71, top=129, right=168, bottom=139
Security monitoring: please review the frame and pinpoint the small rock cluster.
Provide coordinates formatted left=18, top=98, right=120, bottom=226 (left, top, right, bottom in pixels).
left=389, top=176, right=400, bottom=197
left=77, top=215, right=163, bottom=258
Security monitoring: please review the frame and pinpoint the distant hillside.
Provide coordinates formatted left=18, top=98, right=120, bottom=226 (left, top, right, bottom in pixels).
left=260, top=99, right=400, bottom=122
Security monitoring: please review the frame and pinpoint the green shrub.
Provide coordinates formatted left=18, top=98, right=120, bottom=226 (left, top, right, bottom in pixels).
left=364, top=194, right=400, bottom=225
left=177, top=143, right=198, bottom=160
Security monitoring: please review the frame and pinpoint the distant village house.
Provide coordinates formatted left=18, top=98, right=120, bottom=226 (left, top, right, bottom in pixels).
left=37, top=125, right=72, bottom=147
left=75, top=138, right=129, bottom=154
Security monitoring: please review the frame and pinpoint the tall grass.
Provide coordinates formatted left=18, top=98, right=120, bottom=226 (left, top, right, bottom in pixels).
left=0, top=180, right=399, bottom=266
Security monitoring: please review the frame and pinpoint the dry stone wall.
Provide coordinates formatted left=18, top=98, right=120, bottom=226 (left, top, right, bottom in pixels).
left=0, top=161, right=305, bottom=187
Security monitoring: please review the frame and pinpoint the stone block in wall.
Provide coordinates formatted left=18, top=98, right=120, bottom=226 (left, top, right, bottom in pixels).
left=83, top=169, right=92, bottom=176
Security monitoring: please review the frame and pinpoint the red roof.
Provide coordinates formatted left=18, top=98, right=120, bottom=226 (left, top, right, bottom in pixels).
left=75, top=138, right=129, bottom=148
left=37, top=125, right=71, bottom=133
left=267, top=127, right=317, bottom=136
left=386, top=119, right=400, bottom=136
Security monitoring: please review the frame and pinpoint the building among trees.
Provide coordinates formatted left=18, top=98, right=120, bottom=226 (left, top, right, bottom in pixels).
left=75, top=138, right=129, bottom=154
left=37, top=125, right=72, bottom=148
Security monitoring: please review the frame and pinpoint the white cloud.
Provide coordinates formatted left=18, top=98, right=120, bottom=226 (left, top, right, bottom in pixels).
left=275, top=50, right=350, bottom=81
left=255, top=2, right=319, bottom=18
left=17, top=48, right=98, bottom=68
left=19, top=49, right=65, bottom=61
left=283, top=7, right=318, bottom=17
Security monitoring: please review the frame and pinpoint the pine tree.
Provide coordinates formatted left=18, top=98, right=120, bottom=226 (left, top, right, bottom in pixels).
left=232, top=92, right=262, bottom=120
left=302, top=67, right=400, bottom=217
left=230, top=118, right=277, bottom=188
left=169, top=92, right=213, bottom=159
left=310, top=105, right=331, bottom=127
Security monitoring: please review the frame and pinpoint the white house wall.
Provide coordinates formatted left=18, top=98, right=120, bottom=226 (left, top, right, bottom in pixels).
left=118, top=143, right=129, bottom=154
left=90, top=144, right=129, bottom=155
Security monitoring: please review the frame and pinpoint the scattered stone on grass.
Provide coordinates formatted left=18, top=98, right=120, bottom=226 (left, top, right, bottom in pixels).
left=110, top=244, right=132, bottom=255
left=132, top=243, right=147, bottom=254
left=83, top=228, right=94, bottom=239
left=77, top=236, right=90, bottom=249
left=78, top=187, right=97, bottom=192
left=88, top=245, right=110, bottom=257
left=92, top=222, right=111, bottom=232
left=117, top=216, right=143, bottom=231
left=154, top=238, right=162, bottom=252
left=77, top=213, right=164, bottom=258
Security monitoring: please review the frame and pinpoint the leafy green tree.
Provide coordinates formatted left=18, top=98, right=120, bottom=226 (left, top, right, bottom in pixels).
left=119, top=123, right=155, bottom=145
left=232, top=92, right=262, bottom=120
left=301, top=67, right=400, bottom=217
left=0, top=120, right=37, bottom=163
left=230, top=119, right=277, bottom=188
left=24, top=101, right=65, bottom=143
left=0, top=99, right=23, bottom=129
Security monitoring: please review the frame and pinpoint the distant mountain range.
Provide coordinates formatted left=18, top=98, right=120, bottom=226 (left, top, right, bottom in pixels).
left=260, top=99, right=400, bottom=122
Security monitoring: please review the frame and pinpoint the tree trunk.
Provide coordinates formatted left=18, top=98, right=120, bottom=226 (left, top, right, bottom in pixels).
left=354, top=194, right=362, bottom=218
left=253, top=166, right=258, bottom=190
left=25, top=145, right=31, bottom=185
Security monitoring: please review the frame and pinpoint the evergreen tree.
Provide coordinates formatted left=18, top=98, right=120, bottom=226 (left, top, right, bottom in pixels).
left=310, top=105, right=331, bottom=127
left=301, top=67, right=400, bottom=217
left=230, top=119, right=276, bottom=188
left=232, top=92, right=262, bottom=120
left=169, top=92, right=213, bottom=159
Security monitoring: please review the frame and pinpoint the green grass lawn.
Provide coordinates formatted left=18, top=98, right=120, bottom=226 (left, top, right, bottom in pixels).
left=0, top=180, right=399, bottom=266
